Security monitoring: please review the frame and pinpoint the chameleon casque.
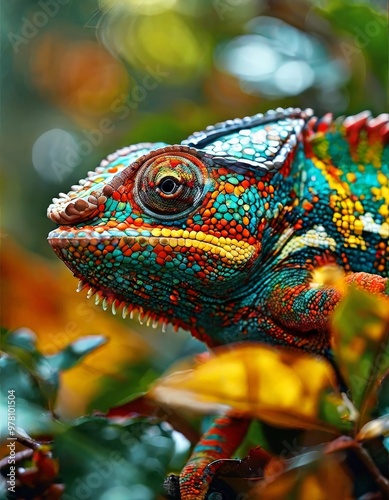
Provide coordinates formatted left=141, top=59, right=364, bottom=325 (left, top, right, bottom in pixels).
left=47, top=108, right=388, bottom=499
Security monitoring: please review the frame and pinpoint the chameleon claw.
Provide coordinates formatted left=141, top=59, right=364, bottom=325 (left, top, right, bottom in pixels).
left=76, top=280, right=84, bottom=292
left=86, top=288, right=95, bottom=299
left=102, top=297, right=109, bottom=311
left=111, top=301, right=116, bottom=315
left=122, top=305, right=129, bottom=319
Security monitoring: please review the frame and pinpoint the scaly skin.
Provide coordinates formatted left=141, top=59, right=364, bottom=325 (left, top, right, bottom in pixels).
left=47, top=108, right=388, bottom=499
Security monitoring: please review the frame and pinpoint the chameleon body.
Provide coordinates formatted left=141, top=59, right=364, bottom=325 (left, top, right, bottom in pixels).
left=47, top=108, right=388, bottom=499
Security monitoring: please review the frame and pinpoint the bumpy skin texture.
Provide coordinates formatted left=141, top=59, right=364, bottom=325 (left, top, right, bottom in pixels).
left=48, top=108, right=388, bottom=499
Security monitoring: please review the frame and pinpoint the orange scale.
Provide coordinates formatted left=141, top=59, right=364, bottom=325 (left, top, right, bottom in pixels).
left=156, top=257, right=165, bottom=266
left=242, top=229, right=250, bottom=238
left=123, top=248, right=132, bottom=256
left=201, top=224, right=209, bottom=232
left=241, top=180, right=250, bottom=189
left=225, top=183, right=235, bottom=194
left=236, top=224, right=243, bottom=233
left=154, top=244, right=163, bottom=253
left=112, top=191, right=120, bottom=201
left=211, top=217, right=218, bottom=225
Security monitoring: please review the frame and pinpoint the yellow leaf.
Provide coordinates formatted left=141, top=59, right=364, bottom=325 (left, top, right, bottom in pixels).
left=150, top=343, right=353, bottom=432
left=250, top=454, right=354, bottom=500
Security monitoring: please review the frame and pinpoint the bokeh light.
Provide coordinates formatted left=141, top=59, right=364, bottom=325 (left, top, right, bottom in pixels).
left=216, top=16, right=350, bottom=102
left=32, top=128, right=80, bottom=184
left=98, top=9, right=211, bottom=83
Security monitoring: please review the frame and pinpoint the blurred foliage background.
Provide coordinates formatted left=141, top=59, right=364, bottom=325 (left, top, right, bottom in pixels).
left=1, top=0, right=388, bottom=414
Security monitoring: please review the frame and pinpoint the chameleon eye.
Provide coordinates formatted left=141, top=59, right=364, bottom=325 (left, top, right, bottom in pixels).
left=135, top=152, right=208, bottom=219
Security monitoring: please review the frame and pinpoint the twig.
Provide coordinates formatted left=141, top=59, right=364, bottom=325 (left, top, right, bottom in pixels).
left=0, top=449, right=33, bottom=471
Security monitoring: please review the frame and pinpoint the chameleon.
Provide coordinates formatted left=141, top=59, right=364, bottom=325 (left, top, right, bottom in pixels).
left=47, top=107, right=388, bottom=499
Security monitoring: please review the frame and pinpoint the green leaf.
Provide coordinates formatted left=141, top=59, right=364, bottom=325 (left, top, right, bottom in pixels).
left=0, top=329, right=108, bottom=408
left=48, top=335, right=107, bottom=371
left=0, top=328, right=41, bottom=368
left=0, top=356, right=54, bottom=436
left=331, top=288, right=389, bottom=415
left=53, top=416, right=175, bottom=500
left=377, top=371, right=389, bottom=418
left=87, top=361, right=160, bottom=413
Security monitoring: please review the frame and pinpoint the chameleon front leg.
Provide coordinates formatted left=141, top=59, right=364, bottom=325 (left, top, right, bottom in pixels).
left=179, top=415, right=250, bottom=500
left=266, top=266, right=388, bottom=333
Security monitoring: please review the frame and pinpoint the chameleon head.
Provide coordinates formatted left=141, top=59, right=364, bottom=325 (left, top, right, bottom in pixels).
left=47, top=143, right=261, bottom=339
left=48, top=108, right=312, bottom=343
